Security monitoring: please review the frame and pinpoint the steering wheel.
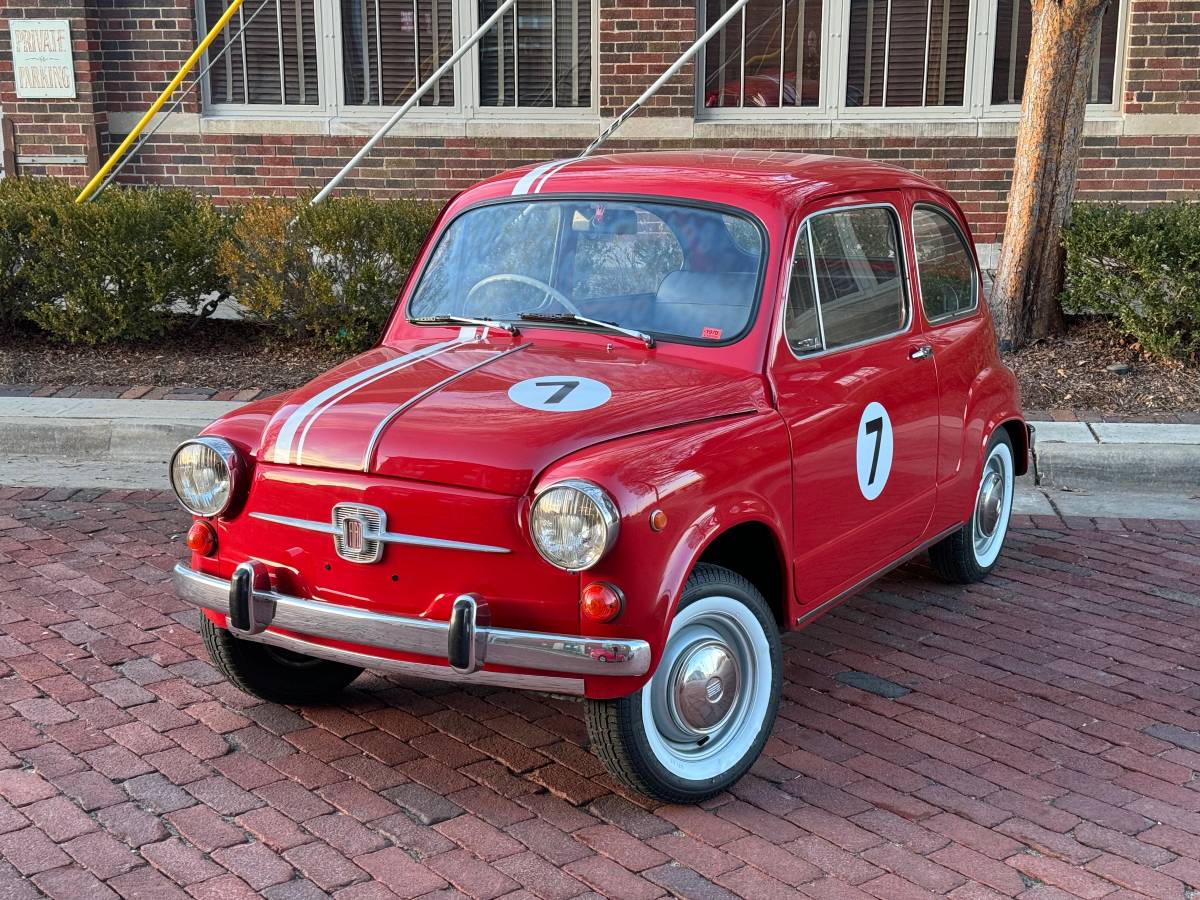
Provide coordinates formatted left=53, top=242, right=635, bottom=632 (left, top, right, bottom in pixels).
left=465, top=273, right=582, bottom=316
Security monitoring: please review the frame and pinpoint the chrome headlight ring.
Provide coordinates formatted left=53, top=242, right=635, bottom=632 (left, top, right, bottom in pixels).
left=529, top=479, right=620, bottom=572
left=169, top=436, right=243, bottom=518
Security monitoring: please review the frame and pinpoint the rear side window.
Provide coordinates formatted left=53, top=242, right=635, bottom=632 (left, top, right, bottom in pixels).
left=785, top=206, right=908, bottom=355
left=913, top=205, right=978, bottom=322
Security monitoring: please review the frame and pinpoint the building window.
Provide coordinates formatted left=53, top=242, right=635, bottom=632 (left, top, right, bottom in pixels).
left=204, top=0, right=321, bottom=105
left=201, top=0, right=594, bottom=112
left=700, top=0, right=1125, bottom=115
left=845, top=0, right=968, bottom=107
left=478, top=0, right=592, bottom=107
left=990, top=0, right=1121, bottom=105
left=703, top=0, right=823, bottom=108
left=341, top=0, right=455, bottom=106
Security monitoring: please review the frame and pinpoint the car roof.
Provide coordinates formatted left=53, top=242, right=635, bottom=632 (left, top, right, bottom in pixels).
left=469, top=150, right=945, bottom=213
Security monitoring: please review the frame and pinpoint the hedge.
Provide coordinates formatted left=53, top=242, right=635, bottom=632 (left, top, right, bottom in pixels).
left=216, top=193, right=438, bottom=351
left=1063, top=201, right=1200, bottom=360
left=0, top=177, right=439, bottom=351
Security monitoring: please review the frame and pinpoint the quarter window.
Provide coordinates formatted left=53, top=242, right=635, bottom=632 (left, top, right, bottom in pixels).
left=912, top=205, right=977, bottom=322
left=785, top=206, right=908, bottom=354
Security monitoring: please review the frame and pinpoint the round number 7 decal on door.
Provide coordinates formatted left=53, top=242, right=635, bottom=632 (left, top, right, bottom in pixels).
left=856, top=402, right=894, bottom=501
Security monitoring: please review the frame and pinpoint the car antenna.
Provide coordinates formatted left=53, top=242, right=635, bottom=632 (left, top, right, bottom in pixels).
left=577, top=0, right=750, bottom=159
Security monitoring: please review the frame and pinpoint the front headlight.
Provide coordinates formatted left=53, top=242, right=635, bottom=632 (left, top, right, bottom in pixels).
left=530, top=480, right=619, bottom=571
left=170, top=437, right=239, bottom=517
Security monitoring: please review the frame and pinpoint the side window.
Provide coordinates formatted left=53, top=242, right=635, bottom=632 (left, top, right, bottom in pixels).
left=796, top=207, right=907, bottom=352
left=913, top=205, right=978, bottom=322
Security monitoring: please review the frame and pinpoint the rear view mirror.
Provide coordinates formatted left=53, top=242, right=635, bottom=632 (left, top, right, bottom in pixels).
left=572, top=205, right=638, bottom=235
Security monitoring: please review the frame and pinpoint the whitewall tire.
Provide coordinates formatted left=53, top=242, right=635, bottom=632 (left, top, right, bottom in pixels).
left=929, top=429, right=1015, bottom=583
left=585, top=564, right=782, bottom=803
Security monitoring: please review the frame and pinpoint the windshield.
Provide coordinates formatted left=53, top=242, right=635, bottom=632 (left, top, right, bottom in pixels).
left=408, top=198, right=766, bottom=344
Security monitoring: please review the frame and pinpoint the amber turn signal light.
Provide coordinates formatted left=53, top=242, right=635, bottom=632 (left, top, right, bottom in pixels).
left=581, top=582, right=624, bottom=624
left=186, top=521, right=217, bottom=556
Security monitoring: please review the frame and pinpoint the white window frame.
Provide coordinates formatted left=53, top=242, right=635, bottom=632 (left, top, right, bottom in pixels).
left=697, top=0, right=1128, bottom=122
left=195, top=0, right=600, bottom=121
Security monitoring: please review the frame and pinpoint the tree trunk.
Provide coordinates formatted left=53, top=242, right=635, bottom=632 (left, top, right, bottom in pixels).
left=992, top=0, right=1110, bottom=350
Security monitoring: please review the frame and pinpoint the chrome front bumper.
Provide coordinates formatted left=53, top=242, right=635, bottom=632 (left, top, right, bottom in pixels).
left=172, top=562, right=651, bottom=696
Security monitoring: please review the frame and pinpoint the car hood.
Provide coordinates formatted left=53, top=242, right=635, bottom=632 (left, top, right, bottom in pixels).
left=254, top=332, right=769, bottom=495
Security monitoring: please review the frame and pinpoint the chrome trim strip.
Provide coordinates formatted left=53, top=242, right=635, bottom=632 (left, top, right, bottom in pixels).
left=361, top=343, right=528, bottom=472
left=244, top=626, right=584, bottom=695
left=795, top=522, right=963, bottom=626
left=173, top=563, right=651, bottom=678
left=249, top=512, right=511, bottom=555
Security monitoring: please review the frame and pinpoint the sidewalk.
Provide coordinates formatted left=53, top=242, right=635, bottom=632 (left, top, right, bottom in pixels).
left=0, top=398, right=1197, bottom=518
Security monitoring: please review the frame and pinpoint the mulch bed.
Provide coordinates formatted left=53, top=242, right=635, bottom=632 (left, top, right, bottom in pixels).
left=1003, top=316, right=1200, bottom=418
left=0, top=320, right=346, bottom=395
left=2, top=315, right=1198, bottom=419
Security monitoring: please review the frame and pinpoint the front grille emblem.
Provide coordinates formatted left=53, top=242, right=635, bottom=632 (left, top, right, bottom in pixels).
left=332, top=503, right=385, bottom=563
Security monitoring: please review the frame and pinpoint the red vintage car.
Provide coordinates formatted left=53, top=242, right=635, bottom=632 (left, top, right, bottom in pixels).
left=170, top=151, right=1027, bottom=802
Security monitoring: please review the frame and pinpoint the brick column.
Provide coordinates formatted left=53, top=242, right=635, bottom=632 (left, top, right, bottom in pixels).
left=0, top=0, right=105, bottom=180
left=598, top=0, right=698, bottom=119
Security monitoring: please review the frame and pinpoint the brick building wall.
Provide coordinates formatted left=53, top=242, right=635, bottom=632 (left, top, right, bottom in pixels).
left=2, top=0, right=1198, bottom=246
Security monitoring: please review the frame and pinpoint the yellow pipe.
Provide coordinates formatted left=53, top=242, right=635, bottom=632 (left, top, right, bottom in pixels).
left=76, top=0, right=247, bottom=203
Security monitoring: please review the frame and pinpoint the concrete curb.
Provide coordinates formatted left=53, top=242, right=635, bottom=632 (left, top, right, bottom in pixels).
left=0, top=398, right=244, bottom=464
left=1031, top=421, right=1200, bottom=492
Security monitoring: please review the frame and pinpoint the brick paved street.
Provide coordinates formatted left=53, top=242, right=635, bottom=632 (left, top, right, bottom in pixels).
left=1, top=487, right=1199, bottom=899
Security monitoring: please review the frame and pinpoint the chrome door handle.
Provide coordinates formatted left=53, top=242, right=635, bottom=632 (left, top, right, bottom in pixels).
left=909, top=344, right=933, bottom=360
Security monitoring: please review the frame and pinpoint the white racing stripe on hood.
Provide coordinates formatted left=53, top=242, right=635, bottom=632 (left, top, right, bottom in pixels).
left=273, top=329, right=479, bottom=465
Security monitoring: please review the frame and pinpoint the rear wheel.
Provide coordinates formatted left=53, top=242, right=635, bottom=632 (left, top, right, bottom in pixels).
left=929, top=429, right=1015, bottom=583
left=201, top=617, right=362, bottom=705
left=585, top=564, right=782, bottom=804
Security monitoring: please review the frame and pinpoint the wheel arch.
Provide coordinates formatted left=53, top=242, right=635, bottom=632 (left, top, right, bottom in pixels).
left=996, top=418, right=1030, bottom=477
left=694, top=521, right=789, bottom=629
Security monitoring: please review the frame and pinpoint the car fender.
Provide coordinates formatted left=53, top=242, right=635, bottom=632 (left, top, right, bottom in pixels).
left=199, top=393, right=292, bottom=461
left=539, top=411, right=793, bottom=699
left=957, top=364, right=1026, bottom=512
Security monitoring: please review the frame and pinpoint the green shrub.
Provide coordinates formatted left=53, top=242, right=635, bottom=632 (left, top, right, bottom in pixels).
left=217, top=194, right=439, bottom=352
left=1063, top=201, right=1200, bottom=360
left=0, top=177, right=75, bottom=328
left=23, top=185, right=231, bottom=345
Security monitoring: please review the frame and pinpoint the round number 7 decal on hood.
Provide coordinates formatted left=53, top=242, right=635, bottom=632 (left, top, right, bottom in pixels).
left=508, top=376, right=612, bottom=412
left=857, top=401, right=894, bottom=501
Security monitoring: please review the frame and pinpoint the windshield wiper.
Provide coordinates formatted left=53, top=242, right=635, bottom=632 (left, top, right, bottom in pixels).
left=411, top=315, right=520, bottom=335
left=518, top=312, right=655, bottom=348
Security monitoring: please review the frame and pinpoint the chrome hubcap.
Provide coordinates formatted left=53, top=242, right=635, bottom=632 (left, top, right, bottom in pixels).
left=972, top=446, right=1012, bottom=563
left=669, top=639, right=740, bottom=736
left=976, top=471, right=1004, bottom=538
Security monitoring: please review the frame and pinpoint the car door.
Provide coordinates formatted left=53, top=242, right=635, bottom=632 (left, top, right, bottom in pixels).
left=906, top=192, right=990, bottom=518
left=770, top=194, right=940, bottom=609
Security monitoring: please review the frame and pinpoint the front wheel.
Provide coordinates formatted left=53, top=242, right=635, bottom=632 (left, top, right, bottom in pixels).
left=929, top=429, right=1015, bottom=583
left=201, top=617, right=363, bottom=705
left=585, top=564, right=782, bottom=804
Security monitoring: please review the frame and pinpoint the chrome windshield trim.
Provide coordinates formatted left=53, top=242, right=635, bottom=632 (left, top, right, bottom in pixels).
left=361, top=343, right=528, bottom=472
left=249, top=511, right=511, bottom=555
left=172, top=562, right=650, bottom=680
